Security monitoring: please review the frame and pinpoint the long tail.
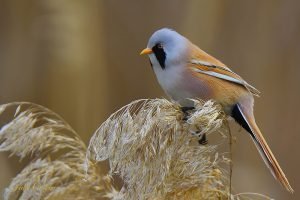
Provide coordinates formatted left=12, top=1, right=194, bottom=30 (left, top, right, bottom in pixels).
left=231, top=103, right=294, bottom=193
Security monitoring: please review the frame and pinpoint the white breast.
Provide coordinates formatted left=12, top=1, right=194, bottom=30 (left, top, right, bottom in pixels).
left=150, top=55, right=201, bottom=106
left=154, top=64, right=182, bottom=97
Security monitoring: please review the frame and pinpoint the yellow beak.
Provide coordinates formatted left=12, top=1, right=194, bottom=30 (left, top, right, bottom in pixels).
left=140, top=48, right=153, bottom=55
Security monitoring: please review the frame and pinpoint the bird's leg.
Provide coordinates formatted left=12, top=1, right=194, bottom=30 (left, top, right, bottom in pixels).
left=191, top=131, right=208, bottom=145
left=181, top=106, right=208, bottom=145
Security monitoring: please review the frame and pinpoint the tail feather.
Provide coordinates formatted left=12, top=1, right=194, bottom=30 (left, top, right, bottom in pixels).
left=232, top=104, right=294, bottom=193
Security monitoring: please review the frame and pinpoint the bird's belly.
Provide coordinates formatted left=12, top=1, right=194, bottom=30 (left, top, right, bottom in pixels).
left=167, top=79, right=212, bottom=106
left=154, top=67, right=213, bottom=107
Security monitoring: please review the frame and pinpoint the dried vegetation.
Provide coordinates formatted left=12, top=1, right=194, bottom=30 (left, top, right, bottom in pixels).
left=0, top=100, right=271, bottom=199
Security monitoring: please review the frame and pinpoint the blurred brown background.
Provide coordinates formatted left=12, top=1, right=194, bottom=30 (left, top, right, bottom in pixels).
left=0, top=0, right=299, bottom=199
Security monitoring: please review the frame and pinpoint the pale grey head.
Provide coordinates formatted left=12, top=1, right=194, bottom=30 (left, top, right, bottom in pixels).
left=145, top=28, right=189, bottom=69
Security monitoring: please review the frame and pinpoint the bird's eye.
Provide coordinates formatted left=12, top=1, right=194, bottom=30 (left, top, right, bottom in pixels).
left=157, top=43, right=163, bottom=49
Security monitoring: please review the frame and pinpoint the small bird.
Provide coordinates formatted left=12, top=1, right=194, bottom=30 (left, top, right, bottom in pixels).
left=140, top=28, right=293, bottom=192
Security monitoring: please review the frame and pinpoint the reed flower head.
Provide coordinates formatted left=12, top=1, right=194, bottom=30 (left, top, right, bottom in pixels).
left=85, top=99, right=230, bottom=199
left=0, top=103, right=106, bottom=200
left=0, top=100, right=271, bottom=199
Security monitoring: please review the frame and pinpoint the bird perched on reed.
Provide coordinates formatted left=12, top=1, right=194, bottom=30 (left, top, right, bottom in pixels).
left=140, top=28, right=293, bottom=193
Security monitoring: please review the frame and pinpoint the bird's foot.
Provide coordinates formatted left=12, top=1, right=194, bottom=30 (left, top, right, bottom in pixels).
left=181, top=106, right=195, bottom=121
left=181, top=106, right=207, bottom=145
left=198, top=133, right=208, bottom=145
left=191, top=131, right=208, bottom=145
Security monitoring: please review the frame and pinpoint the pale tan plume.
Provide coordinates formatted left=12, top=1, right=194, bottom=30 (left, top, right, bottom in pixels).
left=237, top=104, right=294, bottom=193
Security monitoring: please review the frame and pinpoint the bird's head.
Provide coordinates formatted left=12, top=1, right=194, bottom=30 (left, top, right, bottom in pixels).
left=140, top=28, right=189, bottom=69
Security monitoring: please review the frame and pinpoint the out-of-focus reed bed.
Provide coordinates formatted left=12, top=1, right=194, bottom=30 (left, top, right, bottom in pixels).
left=0, top=99, right=271, bottom=199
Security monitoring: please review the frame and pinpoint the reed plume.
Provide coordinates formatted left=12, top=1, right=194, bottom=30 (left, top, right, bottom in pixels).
left=0, top=100, right=271, bottom=199
left=0, top=102, right=108, bottom=200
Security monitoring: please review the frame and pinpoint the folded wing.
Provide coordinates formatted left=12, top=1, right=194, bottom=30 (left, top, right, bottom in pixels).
left=189, top=59, right=260, bottom=96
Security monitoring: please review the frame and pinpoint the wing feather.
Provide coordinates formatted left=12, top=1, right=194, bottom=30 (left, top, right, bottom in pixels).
left=189, top=59, right=260, bottom=96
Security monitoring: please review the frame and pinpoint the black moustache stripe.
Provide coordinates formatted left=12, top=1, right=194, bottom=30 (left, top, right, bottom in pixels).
left=152, top=44, right=166, bottom=69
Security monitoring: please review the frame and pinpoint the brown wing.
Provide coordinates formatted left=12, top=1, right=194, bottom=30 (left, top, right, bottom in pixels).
left=188, top=44, right=260, bottom=96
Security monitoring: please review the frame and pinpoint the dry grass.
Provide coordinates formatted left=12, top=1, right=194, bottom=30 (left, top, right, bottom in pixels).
left=0, top=99, right=272, bottom=200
